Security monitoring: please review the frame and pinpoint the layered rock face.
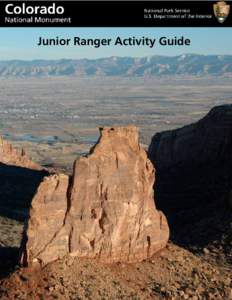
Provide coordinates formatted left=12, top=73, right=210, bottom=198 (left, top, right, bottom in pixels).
left=148, top=105, right=232, bottom=171
left=21, top=126, right=169, bottom=266
left=20, top=174, right=70, bottom=265
left=0, top=136, right=42, bottom=170
left=148, top=105, right=232, bottom=248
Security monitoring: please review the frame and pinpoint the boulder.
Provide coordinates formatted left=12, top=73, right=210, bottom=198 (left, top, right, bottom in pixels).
left=21, top=126, right=169, bottom=266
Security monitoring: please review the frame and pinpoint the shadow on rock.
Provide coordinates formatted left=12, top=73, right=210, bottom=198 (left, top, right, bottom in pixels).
left=0, top=162, right=48, bottom=222
left=148, top=105, right=232, bottom=263
left=154, top=160, right=232, bottom=259
left=0, top=162, right=48, bottom=278
left=0, top=247, right=19, bottom=279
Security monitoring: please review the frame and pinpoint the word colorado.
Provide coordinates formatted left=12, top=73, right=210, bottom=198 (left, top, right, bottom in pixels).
left=5, top=3, right=64, bottom=14
left=37, top=36, right=191, bottom=48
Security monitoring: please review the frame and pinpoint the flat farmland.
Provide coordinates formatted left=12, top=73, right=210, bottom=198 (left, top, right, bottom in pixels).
left=0, top=76, right=231, bottom=171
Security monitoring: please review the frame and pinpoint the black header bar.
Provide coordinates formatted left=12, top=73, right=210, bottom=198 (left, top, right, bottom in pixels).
left=0, top=1, right=231, bottom=27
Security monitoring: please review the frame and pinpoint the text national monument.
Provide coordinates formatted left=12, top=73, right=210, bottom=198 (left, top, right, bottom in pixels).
left=20, top=126, right=169, bottom=266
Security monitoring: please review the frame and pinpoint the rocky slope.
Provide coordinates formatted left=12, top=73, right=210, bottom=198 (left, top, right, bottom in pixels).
left=20, top=126, right=169, bottom=266
left=1, top=54, right=232, bottom=77
left=1, top=242, right=232, bottom=300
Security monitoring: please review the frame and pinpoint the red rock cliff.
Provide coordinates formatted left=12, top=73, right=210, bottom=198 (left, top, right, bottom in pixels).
left=0, top=136, right=42, bottom=170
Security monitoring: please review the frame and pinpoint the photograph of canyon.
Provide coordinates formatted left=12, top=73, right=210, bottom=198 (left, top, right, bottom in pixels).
left=0, top=54, right=231, bottom=300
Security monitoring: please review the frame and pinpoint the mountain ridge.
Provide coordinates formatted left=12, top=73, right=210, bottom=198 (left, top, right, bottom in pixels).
left=1, top=54, right=232, bottom=77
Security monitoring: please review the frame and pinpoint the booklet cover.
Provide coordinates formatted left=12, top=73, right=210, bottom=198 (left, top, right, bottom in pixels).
left=0, top=1, right=231, bottom=299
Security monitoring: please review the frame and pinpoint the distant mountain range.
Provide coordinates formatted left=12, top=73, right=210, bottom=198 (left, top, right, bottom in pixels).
left=1, top=54, right=232, bottom=77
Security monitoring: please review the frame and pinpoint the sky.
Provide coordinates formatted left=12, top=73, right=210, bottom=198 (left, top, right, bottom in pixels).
left=0, top=27, right=232, bottom=60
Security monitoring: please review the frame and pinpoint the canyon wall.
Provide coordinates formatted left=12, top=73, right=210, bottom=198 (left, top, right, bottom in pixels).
left=148, top=104, right=232, bottom=248
left=0, top=136, right=42, bottom=171
left=148, top=105, right=232, bottom=172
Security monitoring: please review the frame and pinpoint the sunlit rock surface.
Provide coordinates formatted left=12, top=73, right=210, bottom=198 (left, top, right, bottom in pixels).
left=21, top=126, right=169, bottom=266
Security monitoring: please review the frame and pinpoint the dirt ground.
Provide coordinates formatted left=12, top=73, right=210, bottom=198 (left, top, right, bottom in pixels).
left=0, top=241, right=231, bottom=300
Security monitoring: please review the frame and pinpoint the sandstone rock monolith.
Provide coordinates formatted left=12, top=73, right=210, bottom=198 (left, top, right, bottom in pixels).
left=21, top=126, right=169, bottom=266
